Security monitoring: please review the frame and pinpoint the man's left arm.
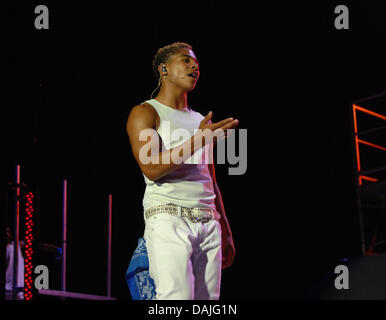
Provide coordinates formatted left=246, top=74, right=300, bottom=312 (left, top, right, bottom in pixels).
left=209, top=161, right=235, bottom=269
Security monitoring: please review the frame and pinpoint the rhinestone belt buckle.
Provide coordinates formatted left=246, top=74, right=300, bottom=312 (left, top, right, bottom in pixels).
left=187, top=208, right=211, bottom=223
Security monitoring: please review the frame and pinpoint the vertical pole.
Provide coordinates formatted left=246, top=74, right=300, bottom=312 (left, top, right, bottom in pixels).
left=352, top=105, right=365, bottom=256
left=61, top=180, right=67, bottom=294
left=13, top=164, right=20, bottom=299
left=107, top=194, right=112, bottom=298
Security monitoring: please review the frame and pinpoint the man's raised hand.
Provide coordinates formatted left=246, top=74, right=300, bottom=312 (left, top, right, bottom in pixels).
left=198, top=111, right=239, bottom=144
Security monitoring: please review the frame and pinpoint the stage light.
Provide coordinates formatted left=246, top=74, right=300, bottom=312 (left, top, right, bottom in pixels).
left=352, top=104, right=386, bottom=186
left=23, top=191, right=35, bottom=300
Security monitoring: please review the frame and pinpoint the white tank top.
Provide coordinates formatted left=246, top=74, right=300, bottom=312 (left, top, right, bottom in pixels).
left=141, top=99, right=216, bottom=212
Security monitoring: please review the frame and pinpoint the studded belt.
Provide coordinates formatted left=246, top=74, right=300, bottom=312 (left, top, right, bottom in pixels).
left=144, top=203, right=220, bottom=223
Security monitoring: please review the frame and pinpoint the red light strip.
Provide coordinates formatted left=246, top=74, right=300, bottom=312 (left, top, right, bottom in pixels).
left=353, top=104, right=361, bottom=183
left=24, top=192, right=35, bottom=300
left=357, top=139, right=386, bottom=152
left=359, top=175, right=379, bottom=185
left=353, top=104, right=386, bottom=186
left=353, top=104, right=386, bottom=121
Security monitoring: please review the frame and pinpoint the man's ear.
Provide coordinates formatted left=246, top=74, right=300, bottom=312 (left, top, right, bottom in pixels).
left=159, top=64, right=168, bottom=76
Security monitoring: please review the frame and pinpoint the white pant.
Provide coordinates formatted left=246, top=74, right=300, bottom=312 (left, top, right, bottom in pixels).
left=144, top=211, right=222, bottom=300
left=5, top=242, right=24, bottom=291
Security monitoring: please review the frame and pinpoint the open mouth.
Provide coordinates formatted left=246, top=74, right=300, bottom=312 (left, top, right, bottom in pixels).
left=187, top=72, right=199, bottom=79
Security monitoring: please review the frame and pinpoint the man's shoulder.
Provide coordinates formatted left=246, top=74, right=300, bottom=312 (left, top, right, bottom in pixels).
left=130, top=102, right=158, bottom=119
left=132, top=101, right=156, bottom=112
left=127, top=102, right=158, bottom=129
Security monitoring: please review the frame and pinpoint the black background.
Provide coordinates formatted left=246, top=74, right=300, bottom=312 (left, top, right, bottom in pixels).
left=3, top=1, right=386, bottom=300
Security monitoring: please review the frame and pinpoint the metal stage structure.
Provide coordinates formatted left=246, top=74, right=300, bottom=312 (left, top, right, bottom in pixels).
left=352, top=91, right=386, bottom=256
left=3, top=165, right=115, bottom=300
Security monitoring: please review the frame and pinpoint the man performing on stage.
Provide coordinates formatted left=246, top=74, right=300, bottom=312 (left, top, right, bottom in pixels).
left=126, top=42, right=238, bottom=300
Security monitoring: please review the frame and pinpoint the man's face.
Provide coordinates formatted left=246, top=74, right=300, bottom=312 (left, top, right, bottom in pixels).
left=163, top=48, right=200, bottom=91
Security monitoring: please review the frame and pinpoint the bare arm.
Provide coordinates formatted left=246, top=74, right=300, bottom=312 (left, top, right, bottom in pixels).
left=126, top=105, right=238, bottom=181
left=209, top=161, right=236, bottom=269
left=127, top=104, right=203, bottom=181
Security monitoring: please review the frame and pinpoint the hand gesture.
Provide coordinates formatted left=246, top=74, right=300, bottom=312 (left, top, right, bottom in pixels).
left=198, top=111, right=239, bottom=145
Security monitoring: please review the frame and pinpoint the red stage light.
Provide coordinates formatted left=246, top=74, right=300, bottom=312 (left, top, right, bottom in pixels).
left=353, top=104, right=386, bottom=186
left=23, top=191, right=36, bottom=300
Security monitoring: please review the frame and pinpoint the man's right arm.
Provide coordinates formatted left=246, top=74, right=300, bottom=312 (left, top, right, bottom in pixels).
left=126, top=106, right=238, bottom=182
left=126, top=104, right=199, bottom=181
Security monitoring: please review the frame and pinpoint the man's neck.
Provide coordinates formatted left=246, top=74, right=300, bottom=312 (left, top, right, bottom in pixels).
left=155, top=89, right=189, bottom=112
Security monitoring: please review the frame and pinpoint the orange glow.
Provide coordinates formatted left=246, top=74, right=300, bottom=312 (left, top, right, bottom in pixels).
left=358, top=139, right=386, bottom=152
left=353, top=104, right=361, bottom=173
left=353, top=104, right=386, bottom=187
left=359, top=176, right=379, bottom=185
left=353, top=104, right=386, bottom=120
